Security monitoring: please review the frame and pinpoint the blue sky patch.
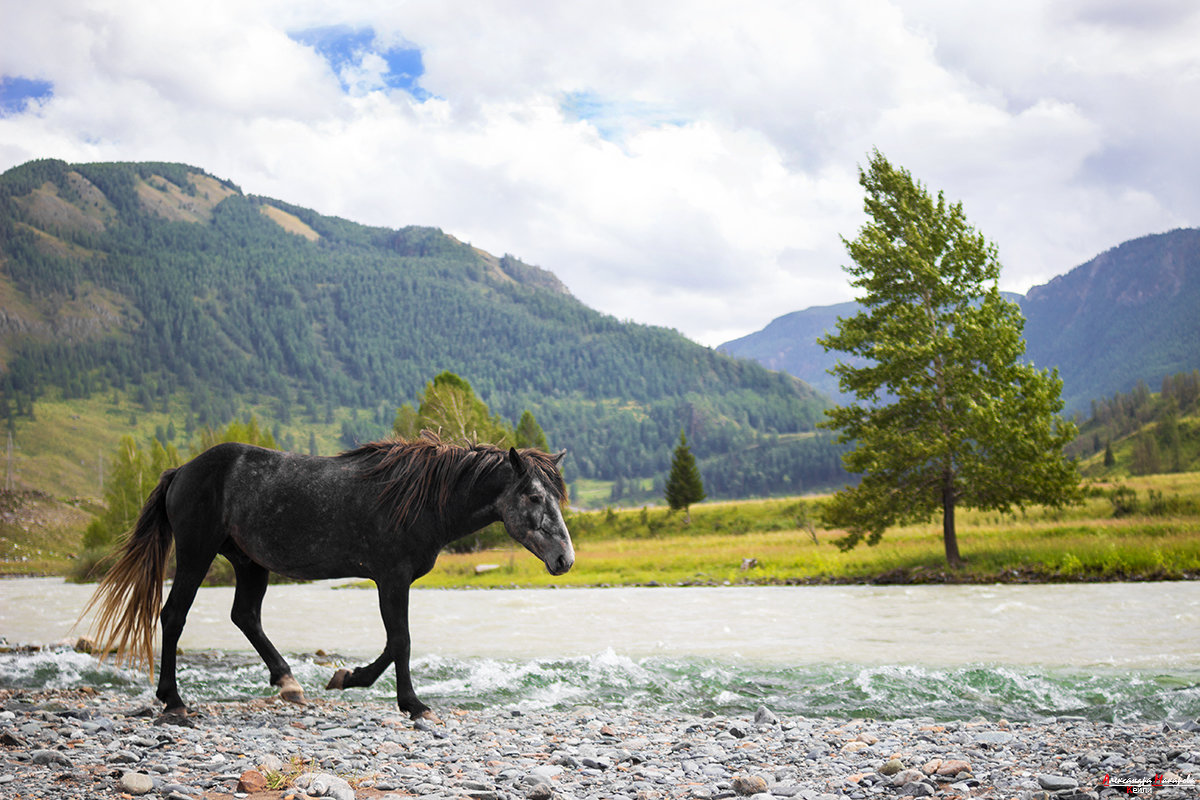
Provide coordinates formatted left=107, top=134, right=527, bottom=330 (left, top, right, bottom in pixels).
left=0, top=76, right=54, bottom=116
left=290, top=25, right=429, bottom=100
left=561, top=90, right=685, bottom=143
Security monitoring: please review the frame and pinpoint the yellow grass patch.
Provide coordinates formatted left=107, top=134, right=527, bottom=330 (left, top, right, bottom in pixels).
left=259, top=204, right=321, bottom=242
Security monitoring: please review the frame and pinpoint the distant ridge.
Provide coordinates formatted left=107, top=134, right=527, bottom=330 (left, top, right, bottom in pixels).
left=718, top=302, right=856, bottom=401
left=720, top=228, right=1200, bottom=413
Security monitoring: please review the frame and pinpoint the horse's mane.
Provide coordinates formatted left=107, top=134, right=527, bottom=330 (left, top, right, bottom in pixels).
left=337, top=433, right=567, bottom=531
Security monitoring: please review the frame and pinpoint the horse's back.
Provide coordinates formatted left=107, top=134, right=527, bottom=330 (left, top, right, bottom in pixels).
left=166, top=442, right=279, bottom=513
left=165, top=442, right=381, bottom=579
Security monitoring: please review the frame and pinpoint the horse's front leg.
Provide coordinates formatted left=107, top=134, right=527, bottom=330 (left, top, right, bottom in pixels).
left=326, top=649, right=391, bottom=690
left=375, top=580, right=433, bottom=720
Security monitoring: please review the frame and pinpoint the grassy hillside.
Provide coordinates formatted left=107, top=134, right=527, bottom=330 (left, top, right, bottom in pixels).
left=0, top=490, right=93, bottom=574
left=1068, top=370, right=1200, bottom=478
left=4, top=387, right=373, bottom=501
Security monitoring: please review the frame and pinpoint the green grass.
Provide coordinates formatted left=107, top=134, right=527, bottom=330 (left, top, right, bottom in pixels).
left=6, top=388, right=1200, bottom=587
left=412, top=473, right=1200, bottom=588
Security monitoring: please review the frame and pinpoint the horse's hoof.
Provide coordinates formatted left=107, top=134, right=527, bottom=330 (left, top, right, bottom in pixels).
left=326, top=668, right=350, bottom=690
left=277, top=675, right=307, bottom=705
left=156, top=708, right=198, bottom=727
left=418, top=709, right=443, bottom=724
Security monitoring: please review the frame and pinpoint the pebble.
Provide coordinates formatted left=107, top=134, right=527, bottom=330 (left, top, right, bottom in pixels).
left=1, top=687, right=1198, bottom=800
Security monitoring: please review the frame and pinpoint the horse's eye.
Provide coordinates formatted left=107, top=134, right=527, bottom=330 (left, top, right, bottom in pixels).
left=527, top=494, right=543, bottom=505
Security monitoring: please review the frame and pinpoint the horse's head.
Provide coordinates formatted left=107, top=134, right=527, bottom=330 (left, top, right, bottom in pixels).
left=496, top=448, right=574, bottom=576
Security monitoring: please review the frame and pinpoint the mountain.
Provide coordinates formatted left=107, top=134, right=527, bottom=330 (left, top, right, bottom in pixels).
left=1020, top=228, right=1200, bottom=412
left=0, top=158, right=843, bottom=500
left=718, top=302, right=855, bottom=402
left=719, top=228, right=1200, bottom=414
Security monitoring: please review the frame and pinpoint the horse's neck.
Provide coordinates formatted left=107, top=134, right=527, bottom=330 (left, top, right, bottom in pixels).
left=436, top=483, right=503, bottom=545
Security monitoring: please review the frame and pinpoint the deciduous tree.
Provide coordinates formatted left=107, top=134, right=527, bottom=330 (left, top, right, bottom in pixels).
left=515, top=409, right=549, bottom=451
left=393, top=371, right=516, bottom=446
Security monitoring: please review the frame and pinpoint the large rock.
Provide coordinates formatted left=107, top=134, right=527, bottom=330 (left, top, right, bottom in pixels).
left=754, top=706, right=779, bottom=726
left=936, top=759, right=972, bottom=777
left=118, top=772, right=155, bottom=795
left=30, top=750, right=71, bottom=767
left=732, top=775, right=769, bottom=796
left=891, top=769, right=926, bottom=788
left=293, top=772, right=355, bottom=800
left=238, top=769, right=268, bottom=793
left=1038, top=774, right=1079, bottom=791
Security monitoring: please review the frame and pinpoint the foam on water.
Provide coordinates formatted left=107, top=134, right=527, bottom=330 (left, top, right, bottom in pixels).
left=4, top=646, right=1196, bottom=724
left=0, top=649, right=144, bottom=694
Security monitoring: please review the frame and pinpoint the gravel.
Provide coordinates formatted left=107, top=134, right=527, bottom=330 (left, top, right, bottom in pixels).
left=0, top=688, right=1197, bottom=800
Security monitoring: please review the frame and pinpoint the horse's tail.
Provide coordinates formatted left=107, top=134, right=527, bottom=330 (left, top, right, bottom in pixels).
left=80, top=468, right=178, bottom=676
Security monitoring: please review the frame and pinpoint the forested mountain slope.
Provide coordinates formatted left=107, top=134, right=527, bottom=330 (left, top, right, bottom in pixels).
left=1020, top=228, right=1200, bottom=412
left=720, top=229, right=1200, bottom=415
left=0, top=159, right=842, bottom=498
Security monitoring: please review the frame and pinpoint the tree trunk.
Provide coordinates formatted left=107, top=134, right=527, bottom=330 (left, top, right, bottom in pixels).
left=942, top=468, right=963, bottom=567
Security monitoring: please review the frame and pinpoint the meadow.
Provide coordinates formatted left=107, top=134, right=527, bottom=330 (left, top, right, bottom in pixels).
left=413, top=472, right=1200, bottom=588
left=2, top=390, right=1197, bottom=586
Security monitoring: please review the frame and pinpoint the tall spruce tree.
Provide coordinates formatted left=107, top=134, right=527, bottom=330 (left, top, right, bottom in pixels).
left=665, top=431, right=706, bottom=520
left=818, top=151, right=1079, bottom=566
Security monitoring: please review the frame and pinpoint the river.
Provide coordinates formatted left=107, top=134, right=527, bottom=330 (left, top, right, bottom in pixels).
left=1, top=578, right=1197, bottom=722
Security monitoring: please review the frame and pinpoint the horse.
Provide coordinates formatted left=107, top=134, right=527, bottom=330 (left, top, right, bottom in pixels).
left=82, top=434, right=573, bottom=720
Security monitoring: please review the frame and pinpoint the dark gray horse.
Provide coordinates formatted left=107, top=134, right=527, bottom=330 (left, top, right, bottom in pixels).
left=83, top=435, right=573, bottom=719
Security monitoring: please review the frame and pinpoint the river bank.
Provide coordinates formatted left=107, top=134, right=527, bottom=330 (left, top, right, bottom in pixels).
left=7, top=472, right=1200, bottom=587
left=2, top=686, right=1198, bottom=800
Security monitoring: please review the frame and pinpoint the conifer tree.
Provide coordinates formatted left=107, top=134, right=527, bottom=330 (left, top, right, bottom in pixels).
left=819, top=151, right=1079, bottom=566
left=665, top=431, right=705, bottom=521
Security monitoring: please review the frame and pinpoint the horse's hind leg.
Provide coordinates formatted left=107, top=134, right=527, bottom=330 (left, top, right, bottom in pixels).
left=157, top=559, right=210, bottom=714
left=226, top=552, right=305, bottom=704
left=326, top=649, right=391, bottom=690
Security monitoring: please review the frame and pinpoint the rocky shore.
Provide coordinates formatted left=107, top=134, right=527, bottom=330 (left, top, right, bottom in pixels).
left=1, top=688, right=1197, bottom=800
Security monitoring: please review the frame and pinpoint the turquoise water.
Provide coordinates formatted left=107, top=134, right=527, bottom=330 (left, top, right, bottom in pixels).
left=2, top=647, right=1197, bottom=724
left=2, top=578, right=1197, bottom=723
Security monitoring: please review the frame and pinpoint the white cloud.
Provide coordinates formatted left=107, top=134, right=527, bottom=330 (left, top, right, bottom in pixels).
left=0, top=0, right=1197, bottom=346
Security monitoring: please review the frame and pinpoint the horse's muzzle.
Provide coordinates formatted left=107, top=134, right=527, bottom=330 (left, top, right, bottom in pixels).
left=547, top=552, right=574, bottom=575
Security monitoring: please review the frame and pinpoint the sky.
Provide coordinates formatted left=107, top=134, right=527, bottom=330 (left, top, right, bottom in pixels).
left=1, top=1, right=1198, bottom=347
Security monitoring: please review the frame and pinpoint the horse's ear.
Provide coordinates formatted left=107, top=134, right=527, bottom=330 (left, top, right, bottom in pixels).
left=553, top=450, right=566, bottom=467
left=509, top=447, right=526, bottom=476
